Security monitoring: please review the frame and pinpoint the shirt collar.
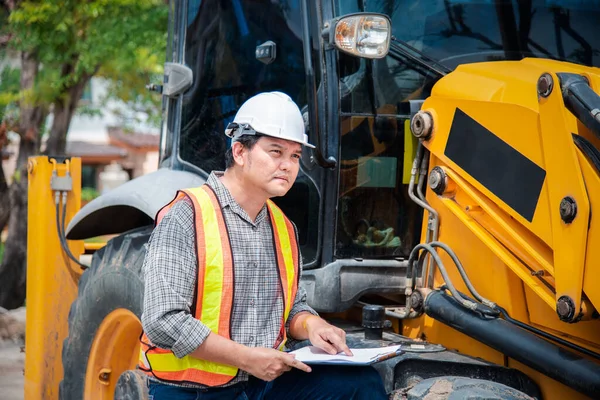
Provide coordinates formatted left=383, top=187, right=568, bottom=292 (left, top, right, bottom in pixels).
left=206, top=171, right=268, bottom=226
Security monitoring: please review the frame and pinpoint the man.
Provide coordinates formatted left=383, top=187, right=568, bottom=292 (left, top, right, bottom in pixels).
left=140, top=92, right=388, bottom=399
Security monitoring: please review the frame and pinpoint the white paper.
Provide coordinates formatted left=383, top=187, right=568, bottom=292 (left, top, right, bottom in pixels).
left=289, top=345, right=401, bottom=365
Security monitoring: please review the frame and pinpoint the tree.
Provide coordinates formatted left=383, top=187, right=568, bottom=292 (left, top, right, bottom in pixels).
left=0, top=0, right=168, bottom=308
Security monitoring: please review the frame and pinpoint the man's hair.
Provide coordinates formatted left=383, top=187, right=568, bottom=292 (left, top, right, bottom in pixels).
left=224, top=134, right=263, bottom=169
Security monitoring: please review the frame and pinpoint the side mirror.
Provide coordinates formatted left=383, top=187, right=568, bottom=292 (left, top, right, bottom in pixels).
left=324, top=13, right=391, bottom=59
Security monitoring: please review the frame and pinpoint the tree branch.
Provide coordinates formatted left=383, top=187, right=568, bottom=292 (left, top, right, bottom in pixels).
left=2, top=0, right=17, bottom=12
left=0, top=33, right=12, bottom=46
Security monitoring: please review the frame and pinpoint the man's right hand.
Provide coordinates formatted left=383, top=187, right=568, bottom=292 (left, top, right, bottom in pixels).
left=243, top=347, right=311, bottom=381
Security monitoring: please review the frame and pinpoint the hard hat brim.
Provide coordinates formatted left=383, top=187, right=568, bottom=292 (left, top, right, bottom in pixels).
left=225, top=122, right=315, bottom=149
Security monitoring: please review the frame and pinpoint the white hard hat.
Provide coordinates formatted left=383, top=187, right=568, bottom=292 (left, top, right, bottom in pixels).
left=225, top=91, right=315, bottom=148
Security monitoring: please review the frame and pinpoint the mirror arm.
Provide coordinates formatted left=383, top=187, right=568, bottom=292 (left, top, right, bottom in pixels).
left=302, top=0, right=337, bottom=169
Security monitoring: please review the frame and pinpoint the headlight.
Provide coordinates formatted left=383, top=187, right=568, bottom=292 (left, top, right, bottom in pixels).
left=330, top=13, right=391, bottom=59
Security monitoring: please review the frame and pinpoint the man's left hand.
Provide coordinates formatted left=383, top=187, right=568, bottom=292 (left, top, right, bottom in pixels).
left=305, top=316, right=353, bottom=356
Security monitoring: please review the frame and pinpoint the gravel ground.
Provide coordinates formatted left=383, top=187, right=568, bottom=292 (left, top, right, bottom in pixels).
left=0, top=307, right=25, bottom=400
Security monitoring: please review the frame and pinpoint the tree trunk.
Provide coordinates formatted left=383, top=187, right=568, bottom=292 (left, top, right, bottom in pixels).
left=44, top=66, right=94, bottom=156
left=0, top=51, right=45, bottom=309
left=0, top=139, right=32, bottom=309
left=0, top=124, right=11, bottom=233
left=0, top=156, right=11, bottom=233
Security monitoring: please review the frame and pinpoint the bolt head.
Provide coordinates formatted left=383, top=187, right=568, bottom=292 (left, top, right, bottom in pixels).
left=556, top=296, right=575, bottom=321
left=538, top=73, right=554, bottom=98
left=410, top=291, right=423, bottom=311
left=559, top=196, right=577, bottom=224
left=428, top=167, right=447, bottom=194
left=411, top=111, right=433, bottom=139
left=429, top=172, right=441, bottom=188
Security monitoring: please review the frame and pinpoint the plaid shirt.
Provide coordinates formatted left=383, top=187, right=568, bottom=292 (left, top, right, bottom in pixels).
left=141, top=171, right=317, bottom=388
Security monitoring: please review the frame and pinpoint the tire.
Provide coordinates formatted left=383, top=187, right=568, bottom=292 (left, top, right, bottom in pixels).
left=397, top=376, right=535, bottom=400
left=59, top=226, right=152, bottom=400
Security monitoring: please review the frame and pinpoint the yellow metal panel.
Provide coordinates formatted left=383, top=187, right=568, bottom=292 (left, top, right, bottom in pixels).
left=440, top=195, right=556, bottom=309
left=447, top=167, right=554, bottom=276
left=434, top=58, right=600, bottom=113
left=420, top=59, right=600, bottom=319
left=25, top=156, right=83, bottom=400
left=577, top=148, right=600, bottom=312
left=421, top=98, right=553, bottom=247
left=538, top=72, right=590, bottom=316
left=524, top=286, right=600, bottom=352
left=413, top=166, right=533, bottom=317
left=402, top=58, right=600, bottom=399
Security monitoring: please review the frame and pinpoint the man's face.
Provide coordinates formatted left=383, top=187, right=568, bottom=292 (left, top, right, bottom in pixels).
left=238, top=136, right=302, bottom=198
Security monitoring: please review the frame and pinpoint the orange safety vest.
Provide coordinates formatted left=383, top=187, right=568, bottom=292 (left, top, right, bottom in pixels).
left=138, top=185, right=299, bottom=387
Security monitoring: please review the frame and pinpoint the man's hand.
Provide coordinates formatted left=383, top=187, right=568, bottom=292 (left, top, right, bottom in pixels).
left=243, top=347, right=311, bottom=381
left=304, top=316, right=353, bottom=356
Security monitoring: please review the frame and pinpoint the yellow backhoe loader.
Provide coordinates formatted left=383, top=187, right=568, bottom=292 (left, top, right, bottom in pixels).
left=23, top=0, right=600, bottom=399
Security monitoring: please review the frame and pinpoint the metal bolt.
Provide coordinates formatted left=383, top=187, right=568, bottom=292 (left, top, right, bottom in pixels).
left=559, top=196, right=577, bottom=224
left=411, top=111, right=433, bottom=139
left=556, top=296, right=575, bottom=322
left=410, top=291, right=424, bottom=312
left=428, top=167, right=447, bottom=195
left=98, top=368, right=112, bottom=385
left=538, top=73, right=554, bottom=98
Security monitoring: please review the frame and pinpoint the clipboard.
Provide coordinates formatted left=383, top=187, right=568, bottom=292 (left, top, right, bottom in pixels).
left=289, top=344, right=404, bottom=366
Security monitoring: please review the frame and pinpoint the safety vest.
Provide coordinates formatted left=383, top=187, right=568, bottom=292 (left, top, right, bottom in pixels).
left=138, top=184, right=299, bottom=387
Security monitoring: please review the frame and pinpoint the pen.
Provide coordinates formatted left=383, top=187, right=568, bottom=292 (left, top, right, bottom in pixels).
left=372, top=349, right=403, bottom=363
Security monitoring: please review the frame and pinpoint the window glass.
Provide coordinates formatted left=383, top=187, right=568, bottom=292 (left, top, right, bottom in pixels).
left=337, top=0, right=600, bottom=113
left=181, top=0, right=307, bottom=172
left=336, top=116, right=422, bottom=259
left=333, top=0, right=600, bottom=259
left=181, top=0, right=319, bottom=265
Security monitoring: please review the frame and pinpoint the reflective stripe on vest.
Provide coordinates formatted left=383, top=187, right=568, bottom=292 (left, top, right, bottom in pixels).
left=139, top=185, right=299, bottom=386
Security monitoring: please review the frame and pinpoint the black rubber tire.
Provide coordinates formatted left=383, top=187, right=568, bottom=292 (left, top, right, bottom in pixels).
left=403, top=376, right=535, bottom=400
left=59, top=226, right=152, bottom=400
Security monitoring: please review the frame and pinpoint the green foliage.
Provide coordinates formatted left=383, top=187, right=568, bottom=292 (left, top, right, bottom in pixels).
left=0, top=66, right=21, bottom=122
left=83, top=235, right=107, bottom=244
left=5, top=0, right=168, bottom=127
left=81, top=187, right=100, bottom=202
left=13, top=169, right=20, bottom=183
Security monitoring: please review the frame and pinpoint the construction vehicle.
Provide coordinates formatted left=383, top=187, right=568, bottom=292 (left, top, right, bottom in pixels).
left=24, top=0, right=600, bottom=399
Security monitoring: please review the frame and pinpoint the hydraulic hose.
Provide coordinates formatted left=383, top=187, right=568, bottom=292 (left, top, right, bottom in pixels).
left=55, top=191, right=87, bottom=269
left=429, top=241, right=495, bottom=309
left=408, top=243, right=477, bottom=311
left=425, top=290, right=600, bottom=399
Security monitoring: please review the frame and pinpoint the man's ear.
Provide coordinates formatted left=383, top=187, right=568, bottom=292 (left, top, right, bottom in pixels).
left=231, top=142, right=246, bottom=167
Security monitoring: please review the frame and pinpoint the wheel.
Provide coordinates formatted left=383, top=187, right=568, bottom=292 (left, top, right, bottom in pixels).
left=114, top=370, right=150, bottom=400
left=394, top=376, right=535, bottom=400
left=59, top=226, right=152, bottom=400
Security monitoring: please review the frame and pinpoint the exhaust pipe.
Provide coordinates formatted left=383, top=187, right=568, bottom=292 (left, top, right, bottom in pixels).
left=424, top=290, right=600, bottom=399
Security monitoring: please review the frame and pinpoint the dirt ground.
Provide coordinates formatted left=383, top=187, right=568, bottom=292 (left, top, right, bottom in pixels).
left=0, top=307, right=25, bottom=400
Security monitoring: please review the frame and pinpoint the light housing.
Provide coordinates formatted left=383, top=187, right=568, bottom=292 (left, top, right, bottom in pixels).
left=328, top=13, right=391, bottom=59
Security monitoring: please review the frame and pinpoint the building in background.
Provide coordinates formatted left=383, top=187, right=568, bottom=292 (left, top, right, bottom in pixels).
left=1, top=76, right=160, bottom=196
